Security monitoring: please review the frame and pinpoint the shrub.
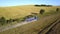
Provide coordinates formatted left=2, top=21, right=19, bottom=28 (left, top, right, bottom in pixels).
left=56, top=8, right=59, bottom=12
left=7, top=19, right=13, bottom=23
left=39, top=9, right=45, bottom=14
left=0, top=17, right=6, bottom=25
left=31, top=12, right=38, bottom=15
left=6, top=18, right=20, bottom=23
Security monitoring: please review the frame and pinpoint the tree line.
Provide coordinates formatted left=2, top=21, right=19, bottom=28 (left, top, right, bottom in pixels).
left=35, top=4, right=52, bottom=7
left=0, top=17, right=21, bottom=25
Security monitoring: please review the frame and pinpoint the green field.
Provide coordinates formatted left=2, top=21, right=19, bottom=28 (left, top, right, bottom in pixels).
left=0, top=12, right=60, bottom=34
left=0, top=5, right=60, bottom=19
left=0, top=5, right=60, bottom=34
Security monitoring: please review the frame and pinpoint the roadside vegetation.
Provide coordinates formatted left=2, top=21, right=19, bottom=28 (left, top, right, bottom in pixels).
left=0, top=5, right=60, bottom=26
left=0, top=5, right=60, bottom=34
left=0, top=11, right=60, bottom=34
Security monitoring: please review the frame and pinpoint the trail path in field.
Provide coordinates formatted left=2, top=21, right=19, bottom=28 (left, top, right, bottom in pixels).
left=38, top=19, right=60, bottom=34
left=0, top=19, right=37, bottom=32
left=0, top=13, right=60, bottom=33
left=38, top=14, right=60, bottom=34
left=0, top=15, right=53, bottom=32
left=46, top=20, right=60, bottom=34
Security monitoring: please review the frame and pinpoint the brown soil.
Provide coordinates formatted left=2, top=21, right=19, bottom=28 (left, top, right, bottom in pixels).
left=46, top=21, right=60, bottom=34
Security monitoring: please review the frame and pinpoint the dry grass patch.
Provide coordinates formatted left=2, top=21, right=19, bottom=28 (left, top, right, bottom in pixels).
left=0, top=13, right=60, bottom=34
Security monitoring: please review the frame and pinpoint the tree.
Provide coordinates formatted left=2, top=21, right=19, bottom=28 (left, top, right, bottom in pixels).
left=56, top=8, right=59, bottom=12
left=40, top=9, right=45, bottom=14
left=6, top=19, right=13, bottom=23
left=35, top=5, right=40, bottom=7
left=0, top=17, right=6, bottom=25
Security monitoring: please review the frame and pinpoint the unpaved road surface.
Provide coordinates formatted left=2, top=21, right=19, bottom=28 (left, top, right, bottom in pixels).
left=0, top=19, right=37, bottom=32
left=38, top=17, right=60, bottom=34
left=46, top=20, right=60, bottom=34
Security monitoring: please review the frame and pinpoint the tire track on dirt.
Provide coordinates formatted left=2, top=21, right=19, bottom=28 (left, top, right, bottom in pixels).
left=38, top=17, right=60, bottom=34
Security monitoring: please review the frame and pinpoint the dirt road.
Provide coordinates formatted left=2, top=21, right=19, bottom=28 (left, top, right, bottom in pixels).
left=0, top=19, right=37, bottom=32
left=38, top=17, right=60, bottom=34
left=46, top=20, right=60, bottom=34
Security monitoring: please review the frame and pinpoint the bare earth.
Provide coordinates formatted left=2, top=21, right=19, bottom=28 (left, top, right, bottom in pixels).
left=46, top=21, right=60, bottom=34
left=0, top=19, right=37, bottom=32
